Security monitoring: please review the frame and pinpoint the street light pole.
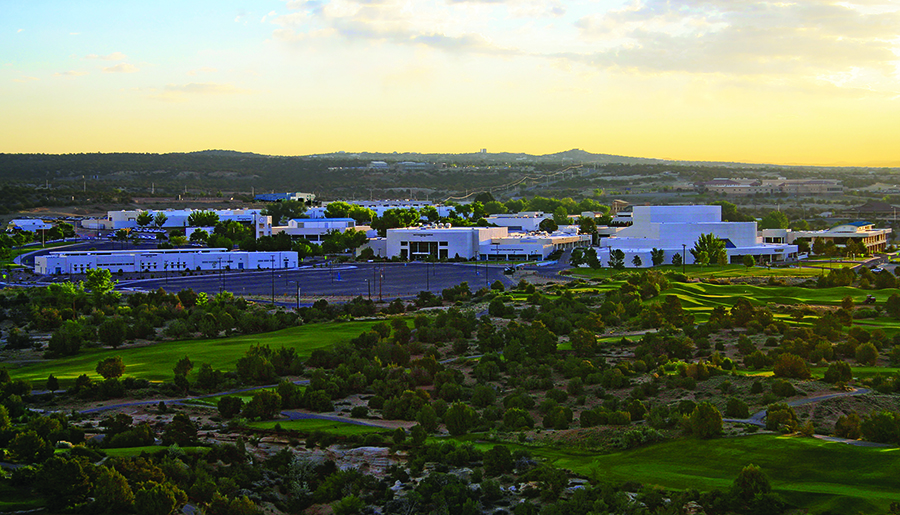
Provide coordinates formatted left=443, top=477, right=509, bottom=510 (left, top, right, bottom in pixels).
left=682, top=243, right=686, bottom=274
left=271, top=257, right=275, bottom=305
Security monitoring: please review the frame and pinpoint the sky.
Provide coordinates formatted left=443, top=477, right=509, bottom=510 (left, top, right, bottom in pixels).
left=1, top=0, right=899, bottom=166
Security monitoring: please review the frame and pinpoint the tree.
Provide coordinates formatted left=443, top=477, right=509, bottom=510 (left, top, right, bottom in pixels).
left=608, top=249, right=625, bottom=270
left=187, top=210, right=219, bottom=227
left=49, top=319, right=87, bottom=356
left=217, top=396, right=243, bottom=419
left=691, top=233, right=725, bottom=267
left=173, top=356, right=194, bottom=377
left=136, top=211, right=153, bottom=228
left=93, top=466, right=135, bottom=514
left=189, top=229, right=209, bottom=244
left=98, top=317, right=128, bottom=348
left=743, top=255, right=756, bottom=268
left=824, top=361, right=852, bottom=384
left=134, top=481, right=187, bottom=515
left=85, top=268, right=119, bottom=306
left=36, top=455, right=91, bottom=511
left=153, top=211, right=168, bottom=228
left=243, top=390, right=283, bottom=420
left=444, top=402, right=478, bottom=436
left=263, top=200, right=308, bottom=225
left=9, top=430, right=53, bottom=463
left=856, top=342, right=878, bottom=366
left=96, top=356, right=126, bottom=379
left=161, top=413, right=197, bottom=446
left=773, top=353, right=811, bottom=379
left=688, top=402, right=722, bottom=439
left=672, top=252, right=682, bottom=266
left=759, top=211, right=789, bottom=230
left=631, top=255, right=642, bottom=267
left=538, top=218, right=558, bottom=233
left=731, top=464, right=771, bottom=503
left=725, top=397, right=750, bottom=418
left=651, top=248, right=665, bottom=266
left=46, top=374, right=59, bottom=392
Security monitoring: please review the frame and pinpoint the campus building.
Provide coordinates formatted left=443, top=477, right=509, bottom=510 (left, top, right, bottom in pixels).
left=306, top=200, right=454, bottom=219
left=82, top=209, right=269, bottom=233
left=35, top=248, right=298, bottom=275
left=763, top=222, right=892, bottom=254
left=254, top=192, right=316, bottom=203
left=364, top=224, right=591, bottom=261
left=484, top=212, right=551, bottom=232
left=594, top=205, right=799, bottom=268
left=272, top=218, right=359, bottom=242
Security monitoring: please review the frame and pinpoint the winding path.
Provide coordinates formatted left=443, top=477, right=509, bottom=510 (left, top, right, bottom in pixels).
left=723, top=387, right=890, bottom=447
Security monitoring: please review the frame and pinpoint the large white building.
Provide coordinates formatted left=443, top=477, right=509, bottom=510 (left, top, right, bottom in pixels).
left=366, top=224, right=590, bottom=261
left=762, top=222, right=891, bottom=254
left=83, top=209, right=268, bottom=232
left=595, top=205, right=798, bottom=267
left=35, top=248, right=298, bottom=275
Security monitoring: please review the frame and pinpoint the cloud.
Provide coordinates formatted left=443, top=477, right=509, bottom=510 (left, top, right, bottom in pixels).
left=17, top=29, right=23, bottom=33
left=54, top=70, right=89, bottom=77
left=69, top=32, right=80, bottom=36
left=12, top=76, right=39, bottom=83
left=187, top=66, right=218, bottom=76
left=272, top=0, right=520, bottom=55
left=85, top=52, right=128, bottom=61
left=572, top=0, right=900, bottom=80
left=148, top=82, right=254, bottom=101
left=103, top=63, right=139, bottom=73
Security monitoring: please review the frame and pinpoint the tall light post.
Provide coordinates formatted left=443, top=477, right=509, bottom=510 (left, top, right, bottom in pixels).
left=271, top=257, right=276, bottom=305
left=682, top=243, right=686, bottom=274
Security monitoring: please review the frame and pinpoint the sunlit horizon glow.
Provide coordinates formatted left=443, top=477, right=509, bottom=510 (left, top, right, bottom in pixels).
left=2, top=0, right=899, bottom=167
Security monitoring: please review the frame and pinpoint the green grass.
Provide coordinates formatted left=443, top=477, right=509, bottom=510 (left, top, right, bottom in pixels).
left=440, top=434, right=900, bottom=514
left=5, top=320, right=384, bottom=386
left=0, top=241, right=78, bottom=268
left=248, top=418, right=388, bottom=435
left=101, top=446, right=209, bottom=457
left=568, top=263, right=840, bottom=280
left=0, top=482, right=45, bottom=511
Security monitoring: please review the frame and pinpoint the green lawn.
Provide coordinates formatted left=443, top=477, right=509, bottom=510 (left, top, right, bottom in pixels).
left=0, top=482, right=45, bottom=511
left=441, top=434, right=900, bottom=514
left=5, top=320, right=383, bottom=386
left=569, top=264, right=840, bottom=280
left=101, top=446, right=209, bottom=457
left=248, top=418, right=388, bottom=435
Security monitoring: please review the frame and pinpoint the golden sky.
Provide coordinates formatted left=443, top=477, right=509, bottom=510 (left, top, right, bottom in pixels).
left=2, top=0, right=899, bottom=166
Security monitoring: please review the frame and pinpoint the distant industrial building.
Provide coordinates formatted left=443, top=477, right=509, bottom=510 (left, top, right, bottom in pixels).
left=254, top=192, right=316, bottom=203
left=35, top=248, right=298, bottom=275
left=694, top=178, right=843, bottom=196
left=595, top=205, right=798, bottom=267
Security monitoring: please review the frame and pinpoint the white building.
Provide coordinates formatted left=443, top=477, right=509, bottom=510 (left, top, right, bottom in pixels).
left=273, top=218, right=358, bottom=242
left=374, top=224, right=590, bottom=261
left=485, top=212, right=551, bottom=233
left=35, top=248, right=298, bottom=275
left=7, top=219, right=53, bottom=232
left=595, top=205, right=798, bottom=267
left=762, top=222, right=891, bottom=254
left=83, top=209, right=268, bottom=233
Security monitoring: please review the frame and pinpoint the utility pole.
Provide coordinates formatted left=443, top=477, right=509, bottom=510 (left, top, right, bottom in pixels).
left=682, top=243, right=686, bottom=275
